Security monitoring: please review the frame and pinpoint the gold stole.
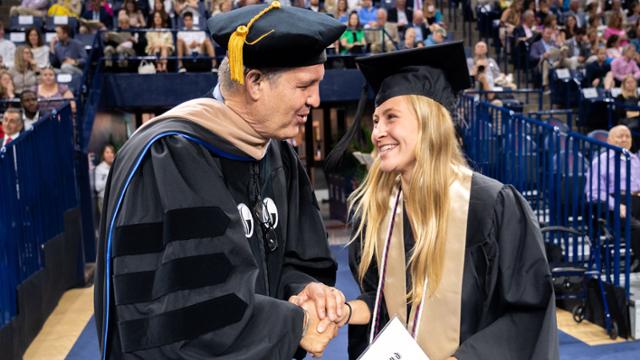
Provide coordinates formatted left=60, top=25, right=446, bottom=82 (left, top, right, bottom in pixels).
left=375, top=168, right=472, bottom=360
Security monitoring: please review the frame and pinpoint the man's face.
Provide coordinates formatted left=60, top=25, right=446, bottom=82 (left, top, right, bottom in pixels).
left=2, top=113, right=23, bottom=136
left=56, top=27, right=68, bottom=42
left=397, top=0, right=406, bottom=8
left=21, top=93, right=38, bottom=114
left=376, top=10, right=387, bottom=26
left=184, top=15, right=193, bottom=29
left=362, top=0, right=371, bottom=8
left=542, top=28, right=553, bottom=42
left=413, top=11, right=424, bottom=25
left=310, top=0, right=319, bottom=6
left=609, top=127, right=632, bottom=150
left=253, top=64, right=324, bottom=140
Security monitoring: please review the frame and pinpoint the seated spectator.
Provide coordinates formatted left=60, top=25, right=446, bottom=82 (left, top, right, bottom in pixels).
left=26, top=28, right=50, bottom=69
left=366, top=8, right=400, bottom=53
left=146, top=11, right=174, bottom=72
left=469, top=40, right=516, bottom=89
left=561, top=27, right=590, bottom=70
left=514, top=10, right=539, bottom=46
left=629, top=2, right=640, bottom=25
left=150, top=0, right=173, bottom=22
left=611, top=45, right=640, bottom=84
left=119, top=0, right=147, bottom=28
left=10, top=0, right=49, bottom=17
left=36, top=66, right=75, bottom=114
left=103, top=13, right=144, bottom=69
left=81, top=0, right=114, bottom=32
left=604, top=12, right=628, bottom=46
left=424, top=24, right=446, bottom=46
left=50, top=25, right=88, bottom=76
left=358, top=0, right=378, bottom=28
left=562, top=0, right=586, bottom=28
left=632, top=20, right=640, bottom=54
left=388, top=0, right=412, bottom=33
left=177, top=12, right=216, bottom=72
left=335, top=0, right=349, bottom=24
left=423, top=0, right=443, bottom=26
left=410, top=10, right=430, bottom=44
left=585, top=47, right=614, bottom=88
left=499, top=0, right=523, bottom=46
left=95, top=144, right=116, bottom=215
left=475, top=60, right=503, bottom=105
left=615, top=74, right=640, bottom=120
left=585, top=2, right=604, bottom=28
left=47, top=0, right=82, bottom=17
left=585, top=124, right=640, bottom=271
left=174, top=0, right=200, bottom=21
left=0, top=71, right=17, bottom=101
left=563, top=15, right=579, bottom=40
left=606, top=0, right=627, bottom=25
left=1, top=108, right=24, bottom=147
left=20, top=89, right=39, bottom=130
left=209, top=0, right=232, bottom=16
left=530, top=26, right=562, bottom=87
left=323, top=0, right=338, bottom=17
left=399, top=27, right=423, bottom=49
left=340, top=11, right=367, bottom=54
left=308, top=0, right=325, bottom=13
left=0, top=22, right=17, bottom=70
left=606, top=34, right=623, bottom=60
left=9, top=46, right=38, bottom=94
left=536, top=0, right=553, bottom=27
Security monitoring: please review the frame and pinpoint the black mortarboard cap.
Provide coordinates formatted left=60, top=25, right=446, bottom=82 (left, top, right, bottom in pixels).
left=207, top=2, right=345, bottom=83
left=325, top=42, right=471, bottom=172
left=356, top=41, right=471, bottom=111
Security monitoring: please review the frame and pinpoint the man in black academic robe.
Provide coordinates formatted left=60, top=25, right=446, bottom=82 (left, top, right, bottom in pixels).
left=94, top=4, right=347, bottom=359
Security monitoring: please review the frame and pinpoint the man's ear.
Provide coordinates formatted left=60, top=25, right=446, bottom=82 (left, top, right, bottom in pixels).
left=244, top=69, right=266, bottom=101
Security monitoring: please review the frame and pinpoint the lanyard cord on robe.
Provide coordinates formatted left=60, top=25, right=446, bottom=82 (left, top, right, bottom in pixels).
left=369, top=188, right=430, bottom=344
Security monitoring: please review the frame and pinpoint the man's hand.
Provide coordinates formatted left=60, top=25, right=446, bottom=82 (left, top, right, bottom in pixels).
left=289, top=282, right=346, bottom=324
left=299, top=300, right=338, bottom=358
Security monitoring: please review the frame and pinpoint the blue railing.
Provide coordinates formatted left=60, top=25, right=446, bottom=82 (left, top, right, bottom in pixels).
left=0, top=105, right=78, bottom=326
left=461, top=95, right=633, bottom=296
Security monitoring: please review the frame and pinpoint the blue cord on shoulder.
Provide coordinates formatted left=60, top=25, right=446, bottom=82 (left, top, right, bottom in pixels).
left=101, top=131, right=254, bottom=359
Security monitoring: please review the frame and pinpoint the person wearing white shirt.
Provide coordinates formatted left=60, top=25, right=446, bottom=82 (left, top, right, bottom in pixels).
left=177, top=11, right=217, bottom=72
left=0, top=23, right=17, bottom=69
left=94, top=144, right=116, bottom=215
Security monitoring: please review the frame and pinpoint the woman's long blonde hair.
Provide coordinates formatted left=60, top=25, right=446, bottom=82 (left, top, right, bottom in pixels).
left=349, top=95, right=468, bottom=305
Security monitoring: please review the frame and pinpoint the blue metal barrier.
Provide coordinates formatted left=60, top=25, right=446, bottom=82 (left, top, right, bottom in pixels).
left=0, top=105, right=78, bottom=327
left=461, top=95, right=633, bottom=296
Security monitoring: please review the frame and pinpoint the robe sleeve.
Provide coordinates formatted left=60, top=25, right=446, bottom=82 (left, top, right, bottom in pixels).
left=454, top=186, right=559, bottom=360
left=277, top=143, right=337, bottom=299
left=96, top=136, right=305, bottom=359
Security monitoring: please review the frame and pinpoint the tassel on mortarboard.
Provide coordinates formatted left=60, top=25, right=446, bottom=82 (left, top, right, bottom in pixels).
left=324, top=84, right=370, bottom=174
left=227, top=1, right=281, bottom=84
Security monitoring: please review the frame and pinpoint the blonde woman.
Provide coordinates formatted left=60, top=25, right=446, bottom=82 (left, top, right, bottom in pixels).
left=616, top=74, right=640, bottom=120
left=9, top=45, right=38, bottom=94
left=325, top=43, right=558, bottom=360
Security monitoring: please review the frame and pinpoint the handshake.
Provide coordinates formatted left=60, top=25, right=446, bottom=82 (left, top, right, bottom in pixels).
left=289, top=282, right=351, bottom=358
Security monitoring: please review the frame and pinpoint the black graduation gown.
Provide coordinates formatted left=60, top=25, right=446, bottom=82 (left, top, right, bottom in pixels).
left=94, top=118, right=336, bottom=359
left=348, top=173, right=559, bottom=360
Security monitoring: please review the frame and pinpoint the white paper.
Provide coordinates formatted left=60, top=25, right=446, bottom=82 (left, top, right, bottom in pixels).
left=358, top=317, right=430, bottom=360
left=18, top=16, right=34, bottom=25
left=45, top=32, right=57, bottom=43
left=9, top=32, right=26, bottom=43
left=555, top=68, right=571, bottom=80
left=53, top=16, right=69, bottom=25
left=57, top=73, right=72, bottom=84
left=582, top=88, right=598, bottom=99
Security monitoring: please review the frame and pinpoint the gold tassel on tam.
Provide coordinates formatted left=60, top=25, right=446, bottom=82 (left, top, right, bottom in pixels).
left=228, top=1, right=281, bottom=84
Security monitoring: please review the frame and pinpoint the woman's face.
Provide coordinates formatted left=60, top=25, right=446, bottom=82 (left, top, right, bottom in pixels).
left=126, top=1, right=135, bottom=12
left=22, top=48, right=32, bottom=62
left=103, top=146, right=115, bottom=165
left=372, top=96, right=419, bottom=175
left=41, top=69, right=56, bottom=85
left=349, top=13, right=359, bottom=27
left=624, top=77, right=637, bottom=92
left=28, top=30, right=39, bottom=47
left=338, top=0, right=347, bottom=11
left=1, top=73, right=11, bottom=88
left=567, top=16, right=576, bottom=28
left=154, top=12, right=163, bottom=27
